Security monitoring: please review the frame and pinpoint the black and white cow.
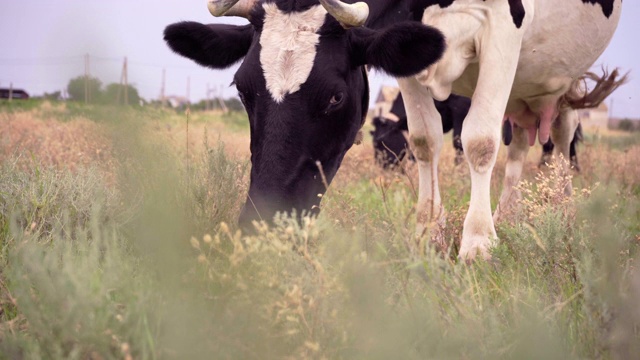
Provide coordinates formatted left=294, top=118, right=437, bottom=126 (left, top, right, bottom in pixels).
left=371, top=92, right=468, bottom=169
left=372, top=90, right=585, bottom=171
left=166, top=0, right=623, bottom=260
left=165, top=0, right=446, bottom=229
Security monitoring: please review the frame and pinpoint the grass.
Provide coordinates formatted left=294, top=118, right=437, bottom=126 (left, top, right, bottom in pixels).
left=0, top=103, right=638, bottom=359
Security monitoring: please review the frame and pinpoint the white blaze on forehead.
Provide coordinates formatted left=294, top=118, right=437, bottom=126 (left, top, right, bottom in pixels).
left=260, top=3, right=327, bottom=103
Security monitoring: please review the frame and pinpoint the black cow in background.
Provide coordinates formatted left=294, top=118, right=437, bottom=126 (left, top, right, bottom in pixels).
left=371, top=93, right=469, bottom=169
left=373, top=92, right=584, bottom=172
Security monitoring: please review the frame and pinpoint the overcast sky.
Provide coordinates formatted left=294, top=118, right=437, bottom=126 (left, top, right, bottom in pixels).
left=1, top=0, right=638, bottom=118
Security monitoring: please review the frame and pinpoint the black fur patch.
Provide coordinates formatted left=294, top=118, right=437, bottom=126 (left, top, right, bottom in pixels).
left=352, top=22, right=445, bottom=77
left=502, top=120, right=513, bottom=146
left=163, top=22, right=254, bottom=69
left=408, top=0, right=455, bottom=20
left=416, top=0, right=456, bottom=9
left=508, top=0, right=526, bottom=28
left=581, top=0, right=616, bottom=18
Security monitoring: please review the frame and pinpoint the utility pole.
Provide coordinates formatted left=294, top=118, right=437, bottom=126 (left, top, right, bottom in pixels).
left=8, top=82, right=13, bottom=102
left=160, top=68, right=166, bottom=107
left=117, top=56, right=129, bottom=105
left=124, top=56, right=128, bottom=105
left=218, top=84, right=228, bottom=113
left=206, top=83, right=210, bottom=111
left=609, top=98, right=614, bottom=120
left=84, top=53, right=91, bottom=104
left=186, top=76, right=191, bottom=104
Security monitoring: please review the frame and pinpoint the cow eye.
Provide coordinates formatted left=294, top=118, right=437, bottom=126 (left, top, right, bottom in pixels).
left=329, top=92, right=344, bottom=106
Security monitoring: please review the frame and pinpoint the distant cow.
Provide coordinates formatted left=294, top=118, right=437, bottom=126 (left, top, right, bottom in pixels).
left=166, top=0, right=624, bottom=260
left=372, top=92, right=584, bottom=172
left=371, top=92, right=468, bottom=169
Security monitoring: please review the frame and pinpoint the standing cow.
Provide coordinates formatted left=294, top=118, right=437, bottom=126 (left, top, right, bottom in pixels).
left=165, top=0, right=624, bottom=260
left=372, top=92, right=586, bottom=172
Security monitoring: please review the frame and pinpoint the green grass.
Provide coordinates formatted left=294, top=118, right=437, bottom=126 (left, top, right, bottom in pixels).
left=0, top=104, right=639, bottom=359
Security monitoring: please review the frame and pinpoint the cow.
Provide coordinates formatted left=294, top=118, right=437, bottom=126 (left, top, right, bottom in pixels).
left=372, top=92, right=585, bottom=172
left=165, top=0, right=447, bottom=230
left=165, top=0, right=624, bottom=260
left=371, top=92, right=468, bottom=169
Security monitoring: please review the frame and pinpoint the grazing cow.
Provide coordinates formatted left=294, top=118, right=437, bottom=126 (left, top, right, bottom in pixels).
left=371, top=92, right=469, bottom=169
left=165, top=0, right=446, bottom=229
left=166, top=0, right=624, bottom=260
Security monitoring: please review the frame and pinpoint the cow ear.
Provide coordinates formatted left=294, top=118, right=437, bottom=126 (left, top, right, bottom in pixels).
left=164, top=22, right=254, bottom=69
left=350, top=23, right=445, bottom=77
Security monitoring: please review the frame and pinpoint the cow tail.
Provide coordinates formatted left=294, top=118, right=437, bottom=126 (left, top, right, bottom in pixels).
left=560, top=67, right=629, bottom=110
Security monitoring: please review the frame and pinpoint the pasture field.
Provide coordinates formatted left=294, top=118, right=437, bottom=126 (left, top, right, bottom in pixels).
left=0, top=100, right=639, bottom=359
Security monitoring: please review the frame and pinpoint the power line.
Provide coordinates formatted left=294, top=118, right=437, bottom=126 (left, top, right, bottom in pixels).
left=0, top=55, right=208, bottom=71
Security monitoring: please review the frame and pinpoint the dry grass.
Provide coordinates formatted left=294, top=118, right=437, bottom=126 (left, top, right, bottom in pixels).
left=0, top=111, right=113, bottom=173
left=1, top=102, right=639, bottom=359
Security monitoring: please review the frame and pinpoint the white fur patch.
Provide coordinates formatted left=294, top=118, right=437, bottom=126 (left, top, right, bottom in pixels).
left=260, top=3, right=327, bottom=103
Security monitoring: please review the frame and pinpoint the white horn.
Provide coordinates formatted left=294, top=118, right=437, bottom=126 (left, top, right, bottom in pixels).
left=319, top=0, right=369, bottom=28
left=207, top=0, right=257, bottom=18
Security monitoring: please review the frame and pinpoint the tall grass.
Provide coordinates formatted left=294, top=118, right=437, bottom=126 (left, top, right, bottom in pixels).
left=0, top=104, right=639, bottom=359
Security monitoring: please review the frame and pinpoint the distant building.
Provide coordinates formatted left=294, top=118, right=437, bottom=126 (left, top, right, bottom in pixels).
left=164, top=95, right=190, bottom=109
left=578, top=102, right=609, bottom=130
left=0, top=88, right=30, bottom=100
left=372, top=86, right=400, bottom=119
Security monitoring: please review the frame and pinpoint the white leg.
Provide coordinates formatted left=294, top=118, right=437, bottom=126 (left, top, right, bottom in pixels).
left=397, top=77, right=446, bottom=250
left=494, top=124, right=530, bottom=223
left=458, top=11, right=528, bottom=261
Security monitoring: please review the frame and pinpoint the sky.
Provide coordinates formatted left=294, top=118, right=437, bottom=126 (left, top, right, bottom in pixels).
left=0, top=0, right=638, bottom=118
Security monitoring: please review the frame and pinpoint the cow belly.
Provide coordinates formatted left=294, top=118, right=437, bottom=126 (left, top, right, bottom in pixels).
left=511, top=0, right=621, bottom=100
left=451, top=0, right=621, bottom=113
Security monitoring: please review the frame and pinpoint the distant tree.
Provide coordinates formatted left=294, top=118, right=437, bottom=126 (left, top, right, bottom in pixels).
left=225, top=97, right=244, bottom=112
left=67, top=76, right=102, bottom=103
left=102, top=83, right=141, bottom=106
left=618, top=119, right=635, bottom=132
left=190, top=99, right=208, bottom=112
left=43, top=91, right=62, bottom=101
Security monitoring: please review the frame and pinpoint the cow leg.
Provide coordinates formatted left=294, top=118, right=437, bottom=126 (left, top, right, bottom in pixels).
left=458, top=18, right=528, bottom=261
left=539, top=138, right=554, bottom=168
left=494, top=124, right=529, bottom=223
left=550, top=108, right=579, bottom=195
left=569, top=123, right=582, bottom=172
left=397, top=77, right=446, bottom=251
left=453, top=115, right=464, bottom=165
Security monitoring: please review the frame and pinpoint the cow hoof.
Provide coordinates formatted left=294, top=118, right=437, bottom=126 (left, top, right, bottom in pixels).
left=458, top=236, right=494, bottom=262
left=538, top=154, right=552, bottom=168
left=429, top=212, right=448, bottom=254
left=415, top=206, right=448, bottom=255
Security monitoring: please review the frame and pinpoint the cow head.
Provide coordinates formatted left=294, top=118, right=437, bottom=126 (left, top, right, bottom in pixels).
left=164, top=0, right=445, bottom=228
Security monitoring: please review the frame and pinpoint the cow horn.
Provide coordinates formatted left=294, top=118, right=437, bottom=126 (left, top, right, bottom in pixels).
left=207, top=0, right=257, bottom=18
left=319, top=0, right=369, bottom=28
